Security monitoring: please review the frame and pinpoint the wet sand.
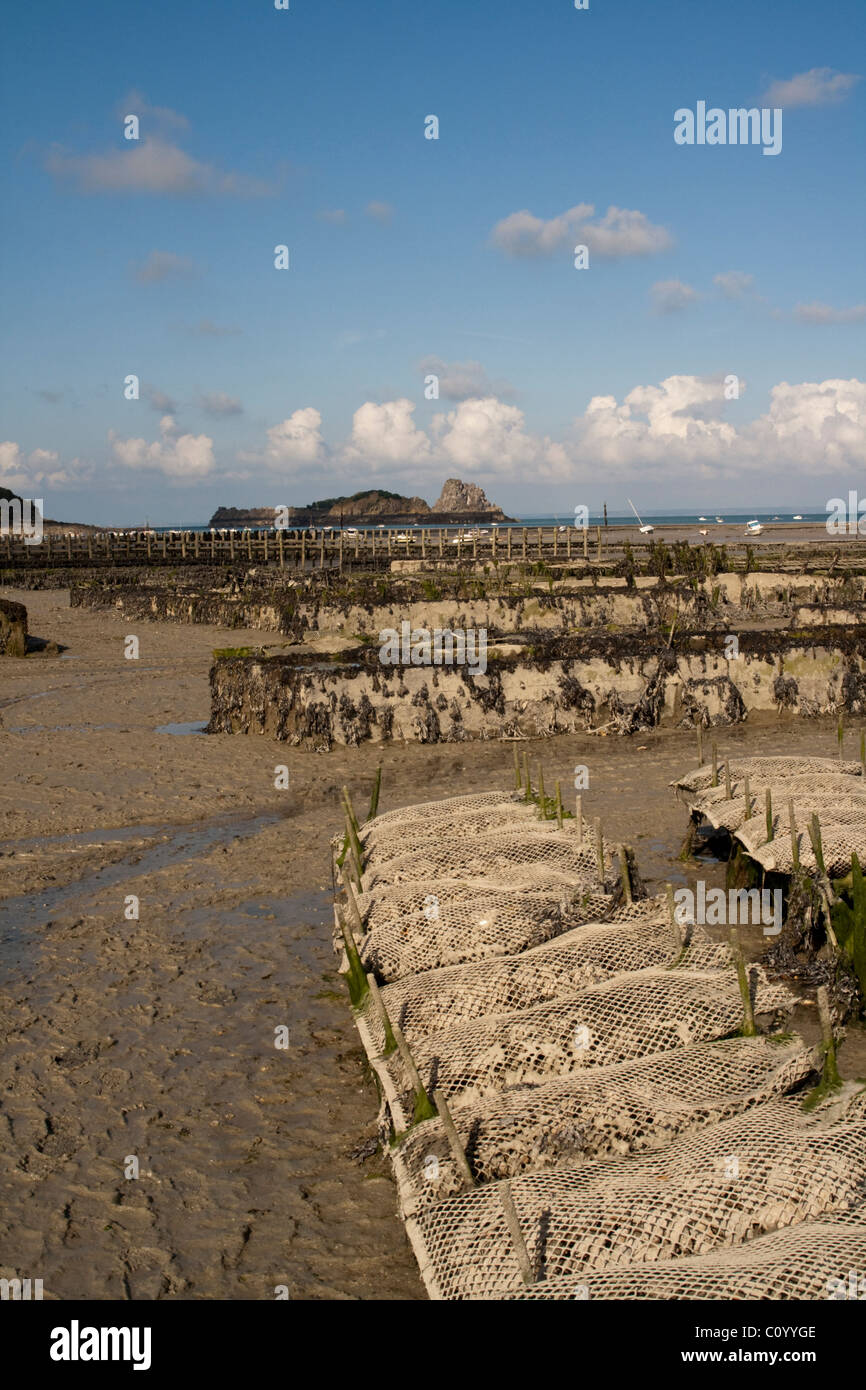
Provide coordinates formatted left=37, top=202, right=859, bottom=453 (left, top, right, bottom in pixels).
left=1, top=587, right=863, bottom=1300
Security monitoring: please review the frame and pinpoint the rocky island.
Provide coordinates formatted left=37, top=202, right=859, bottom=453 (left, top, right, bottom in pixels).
left=207, top=478, right=514, bottom=528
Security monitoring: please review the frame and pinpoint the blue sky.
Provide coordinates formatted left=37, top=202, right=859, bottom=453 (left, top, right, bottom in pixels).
left=1, top=0, right=864, bottom=523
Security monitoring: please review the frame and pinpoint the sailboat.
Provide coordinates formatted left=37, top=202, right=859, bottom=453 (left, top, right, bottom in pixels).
left=627, top=498, right=654, bottom=534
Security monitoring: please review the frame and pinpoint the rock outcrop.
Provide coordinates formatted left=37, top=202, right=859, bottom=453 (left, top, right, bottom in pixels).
left=432, top=479, right=507, bottom=519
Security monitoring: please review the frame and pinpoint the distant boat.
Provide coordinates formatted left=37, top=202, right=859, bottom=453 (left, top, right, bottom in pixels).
left=715, top=516, right=724, bottom=524
left=698, top=516, right=707, bottom=522
left=793, top=514, right=803, bottom=521
left=627, top=498, right=654, bottom=534
left=745, top=519, right=764, bottom=535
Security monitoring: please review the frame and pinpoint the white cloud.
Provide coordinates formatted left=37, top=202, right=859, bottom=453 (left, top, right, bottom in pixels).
left=417, top=356, right=515, bottom=402
left=650, top=279, right=699, bottom=314
left=263, top=408, right=325, bottom=467
left=109, top=416, right=214, bottom=478
left=133, top=250, right=195, bottom=284
left=714, top=270, right=756, bottom=300
left=343, top=399, right=431, bottom=467
left=763, top=67, right=861, bottom=108
left=318, top=208, right=347, bottom=224
left=47, top=136, right=274, bottom=197
left=365, top=201, right=394, bottom=224
left=793, top=301, right=866, bottom=324
left=489, top=203, right=672, bottom=259
left=118, top=90, right=190, bottom=132
left=0, top=442, right=82, bottom=491
left=200, top=391, right=243, bottom=417
left=432, top=398, right=570, bottom=479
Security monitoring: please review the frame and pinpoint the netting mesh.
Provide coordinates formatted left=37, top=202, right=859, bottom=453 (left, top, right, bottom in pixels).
left=675, top=755, right=866, bottom=875
left=413, top=1098, right=866, bottom=1299
left=334, top=781, right=848, bottom=1300
left=379, top=964, right=795, bottom=1114
left=394, top=1036, right=816, bottom=1212
left=361, top=828, right=616, bottom=895
left=505, top=1208, right=866, bottom=1301
left=373, top=903, right=679, bottom=1044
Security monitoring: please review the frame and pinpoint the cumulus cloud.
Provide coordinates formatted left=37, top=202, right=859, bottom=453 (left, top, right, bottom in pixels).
left=650, top=279, right=699, bottom=314
left=144, top=384, right=178, bottom=414
left=0, top=442, right=80, bottom=490
left=343, top=399, right=432, bottom=467
left=200, top=391, right=243, bottom=417
left=262, top=408, right=326, bottom=467
left=133, top=250, right=195, bottom=284
left=365, top=201, right=394, bottom=224
left=489, top=203, right=672, bottom=259
left=714, top=270, right=756, bottom=300
left=109, top=416, right=214, bottom=478
left=763, top=67, right=861, bottom=107
left=417, top=356, right=516, bottom=402
left=793, top=302, right=866, bottom=324
left=46, top=136, right=275, bottom=197
left=117, top=90, right=190, bottom=132
left=432, top=398, right=569, bottom=478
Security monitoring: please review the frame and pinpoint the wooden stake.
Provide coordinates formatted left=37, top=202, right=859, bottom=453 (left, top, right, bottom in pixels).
left=343, top=808, right=363, bottom=888
left=343, top=877, right=366, bottom=940
left=697, top=723, right=703, bottom=767
left=513, top=742, right=521, bottom=790
left=729, top=927, right=756, bottom=1036
left=575, top=794, right=583, bottom=846
left=808, top=813, right=826, bottom=875
left=433, top=1089, right=475, bottom=1189
left=367, top=764, right=382, bottom=821
left=765, top=787, right=774, bottom=843
left=711, top=741, right=718, bottom=787
left=365, top=972, right=397, bottom=1056
left=744, top=773, right=752, bottom=820
left=522, top=750, right=531, bottom=802
left=816, top=985, right=840, bottom=1083
left=391, top=1020, right=436, bottom=1123
left=337, top=910, right=369, bottom=1005
left=498, top=1181, right=535, bottom=1286
left=618, top=846, right=633, bottom=905
left=555, top=780, right=564, bottom=831
left=788, top=797, right=800, bottom=871
left=594, top=817, right=605, bottom=884
left=537, top=765, right=546, bottom=818
left=724, top=761, right=732, bottom=800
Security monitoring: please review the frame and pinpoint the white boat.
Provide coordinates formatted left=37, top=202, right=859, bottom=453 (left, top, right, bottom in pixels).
left=793, top=514, right=803, bottom=521
left=343, top=528, right=358, bottom=537
left=698, top=516, right=707, bottom=522
left=627, top=498, right=654, bottom=534
left=715, top=516, right=724, bottom=523
left=745, top=520, right=764, bottom=535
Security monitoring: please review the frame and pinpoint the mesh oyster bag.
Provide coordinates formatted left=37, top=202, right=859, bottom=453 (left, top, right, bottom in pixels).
left=412, top=1099, right=866, bottom=1299
left=505, top=1207, right=866, bottom=1301
left=675, top=755, right=866, bottom=875
left=393, top=1035, right=816, bottom=1212
left=380, top=965, right=796, bottom=1113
